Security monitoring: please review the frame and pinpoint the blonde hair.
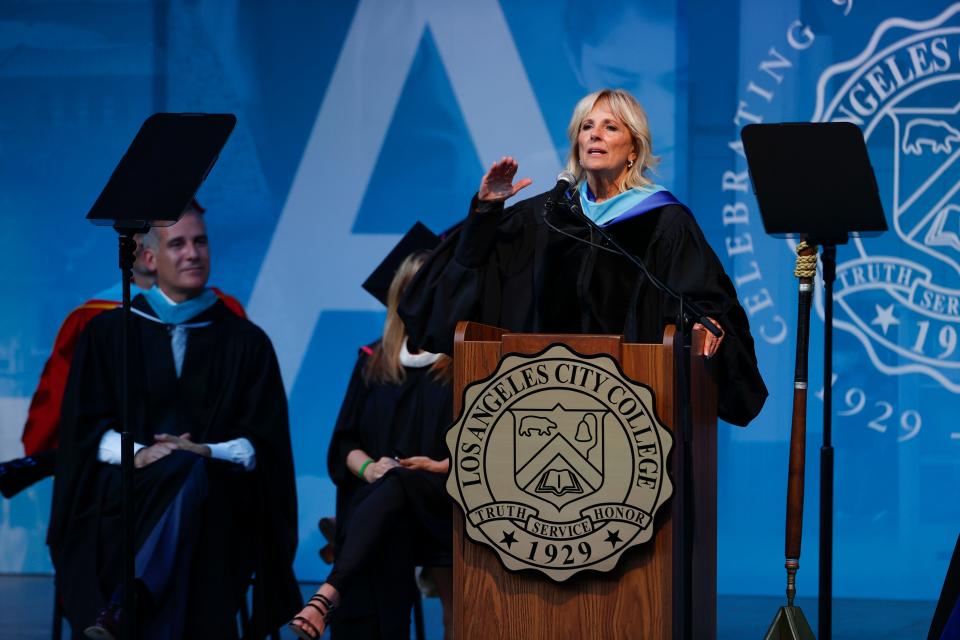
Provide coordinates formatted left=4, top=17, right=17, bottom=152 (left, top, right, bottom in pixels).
left=363, top=252, right=452, bottom=385
left=564, top=88, right=660, bottom=193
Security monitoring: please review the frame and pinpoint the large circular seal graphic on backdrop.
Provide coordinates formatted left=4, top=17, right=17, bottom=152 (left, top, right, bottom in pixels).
left=813, top=5, right=960, bottom=391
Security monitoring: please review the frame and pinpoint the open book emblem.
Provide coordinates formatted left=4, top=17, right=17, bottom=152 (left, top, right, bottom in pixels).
left=511, top=404, right=607, bottom=509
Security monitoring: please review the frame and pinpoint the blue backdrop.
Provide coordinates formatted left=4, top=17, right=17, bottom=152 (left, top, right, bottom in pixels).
left=1, top=0, right=957, bottom=606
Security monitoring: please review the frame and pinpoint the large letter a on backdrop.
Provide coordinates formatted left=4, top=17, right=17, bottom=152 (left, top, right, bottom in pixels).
left=248, top=0, right=559, bottom=392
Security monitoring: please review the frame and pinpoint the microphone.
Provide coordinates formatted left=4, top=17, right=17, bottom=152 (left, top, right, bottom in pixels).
left=545, top=170, right=577, bottom=212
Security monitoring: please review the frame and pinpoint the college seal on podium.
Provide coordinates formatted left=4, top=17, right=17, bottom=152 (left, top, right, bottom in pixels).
left=446, top=344, right=674, bottom=581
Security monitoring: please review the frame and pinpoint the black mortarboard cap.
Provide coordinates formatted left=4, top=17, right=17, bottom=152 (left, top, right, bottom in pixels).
left=362, top=221, right=440, bottom=306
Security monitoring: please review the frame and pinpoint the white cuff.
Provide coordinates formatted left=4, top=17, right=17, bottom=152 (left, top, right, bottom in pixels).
left=97, top=429, right=146, bottom=465
left=206, top=437, right=256, bottom=471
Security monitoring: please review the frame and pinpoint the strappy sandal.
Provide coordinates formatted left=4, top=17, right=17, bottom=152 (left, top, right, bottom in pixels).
left=288, top=593, right=336, bottom=640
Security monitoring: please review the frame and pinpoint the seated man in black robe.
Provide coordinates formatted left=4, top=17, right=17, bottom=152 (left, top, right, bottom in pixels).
left=48, top=207, right=301, bottom=639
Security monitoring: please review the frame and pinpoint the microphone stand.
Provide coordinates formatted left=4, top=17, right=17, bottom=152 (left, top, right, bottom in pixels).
left=547, top=194, right=720, bottom=640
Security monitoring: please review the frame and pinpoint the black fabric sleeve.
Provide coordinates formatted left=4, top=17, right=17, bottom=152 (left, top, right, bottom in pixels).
left=235, top=325, right=303, bottom=630
left=454, top=196, right=504, bottom=266
left=327, top=350, right=372, bottom=485
left=656, top=209, right=768, bottom=426
left=48, top=313, right=119, bottom=550
left=399, top=195, right=513, bottom=355
left=929, top=532, right=960, bottom=640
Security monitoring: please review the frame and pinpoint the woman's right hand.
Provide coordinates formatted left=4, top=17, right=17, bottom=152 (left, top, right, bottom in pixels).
left=362, top=456, right=400, bottom=483
left=478, top=156, right=533, bottom=202
left=398, top=456, right=449, bottom=474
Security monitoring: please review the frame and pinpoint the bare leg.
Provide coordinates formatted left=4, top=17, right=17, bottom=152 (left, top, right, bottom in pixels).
left=431, top=566, right=454, bottom=640
left=289, top=583, right=340, bottom=639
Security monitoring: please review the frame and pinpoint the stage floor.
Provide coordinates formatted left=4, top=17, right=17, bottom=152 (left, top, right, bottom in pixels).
left=0, top=574, right=935, bottom=638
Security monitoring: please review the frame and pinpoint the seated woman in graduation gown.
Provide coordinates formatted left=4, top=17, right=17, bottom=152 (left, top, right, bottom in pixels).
left=399, top=88, right=767, bottom=427
left=289, top=250, right=454, bottom=640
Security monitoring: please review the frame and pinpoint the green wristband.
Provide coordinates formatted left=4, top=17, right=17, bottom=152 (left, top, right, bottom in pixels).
left=357, top=459, right=373, bottom=480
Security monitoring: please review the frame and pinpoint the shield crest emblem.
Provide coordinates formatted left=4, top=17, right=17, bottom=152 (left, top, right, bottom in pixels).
left=811, top=10, right=960, bottom=390
left=510, top=402, right=607, bottom=510
left=890, top=100, right=960, bottom=275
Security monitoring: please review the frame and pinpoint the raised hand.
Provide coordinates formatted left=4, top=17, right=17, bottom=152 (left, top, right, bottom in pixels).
left=478, top=156, right=533, bottom=202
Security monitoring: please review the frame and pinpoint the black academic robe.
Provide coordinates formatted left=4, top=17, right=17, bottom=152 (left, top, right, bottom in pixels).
left=48, top=295, right=301, bottom=637
left=930, top=532, right=960, bottom=639
left=326, top=343, right=452, bottom=636
left=399, top=191, right=768, bottom=426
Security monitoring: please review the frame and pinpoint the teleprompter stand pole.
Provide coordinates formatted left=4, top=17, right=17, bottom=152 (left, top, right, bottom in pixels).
left=819, top=245, right=837, bottom=640
left=117, top=226, right=148, bottom=639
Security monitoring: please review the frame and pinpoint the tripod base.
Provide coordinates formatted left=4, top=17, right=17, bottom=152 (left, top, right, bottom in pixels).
left=764, top=606, right=815, bottom=640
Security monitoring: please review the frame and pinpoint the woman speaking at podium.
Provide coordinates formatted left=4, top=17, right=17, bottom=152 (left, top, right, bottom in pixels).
left=399, top=88, right=767, bottom=427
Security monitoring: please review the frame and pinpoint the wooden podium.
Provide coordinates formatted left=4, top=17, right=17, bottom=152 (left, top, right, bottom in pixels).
left=451, top=321, right=718, bottom=640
